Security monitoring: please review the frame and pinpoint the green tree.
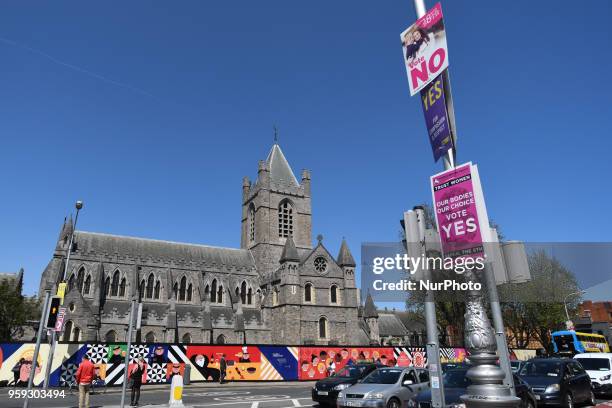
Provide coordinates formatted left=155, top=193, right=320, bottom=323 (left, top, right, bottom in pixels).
left=498, top=250, right=581, bottom=353
left=0, top=281, right=41, bottom=341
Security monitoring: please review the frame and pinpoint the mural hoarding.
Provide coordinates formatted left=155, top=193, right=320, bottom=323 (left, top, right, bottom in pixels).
left=0, top=343, right=537, bottom=386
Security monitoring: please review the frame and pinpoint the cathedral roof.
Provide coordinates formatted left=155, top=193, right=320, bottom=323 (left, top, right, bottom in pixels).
left=280, top=236, right=300, bottom=262
left=363, top=293, right=379, bottom=318
left=337, top=239, right=356, bottom=267
left=378, top=313, right=409, bottom=337
left=266, top=144, right=299, bottom=189
left=73, top=231, right=256, bottom=271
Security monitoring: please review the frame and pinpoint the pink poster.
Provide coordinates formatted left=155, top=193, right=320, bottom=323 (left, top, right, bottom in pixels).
left=400, top=2, right=449, bottom=96
left=431, top=163, right=485, bottom=260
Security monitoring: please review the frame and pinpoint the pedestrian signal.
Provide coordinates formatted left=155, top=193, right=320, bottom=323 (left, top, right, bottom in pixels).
left=46, top=296, right=62, bottom=329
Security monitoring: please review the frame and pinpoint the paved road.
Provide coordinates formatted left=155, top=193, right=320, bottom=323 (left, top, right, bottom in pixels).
left=0, top=383, right=315, bottom=408
left=0, top=382, right=610, bottom=408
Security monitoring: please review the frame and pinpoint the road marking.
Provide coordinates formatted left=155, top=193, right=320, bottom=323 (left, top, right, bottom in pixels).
left=214, top=395, right=290, bottom=401
left=191, top=397, right=313, bottom=407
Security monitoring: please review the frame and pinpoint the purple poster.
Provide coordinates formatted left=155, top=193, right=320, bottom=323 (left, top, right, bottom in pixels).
left=420, top=74, right=453, bottom=162
left=431, top=163, right=484, bottom=260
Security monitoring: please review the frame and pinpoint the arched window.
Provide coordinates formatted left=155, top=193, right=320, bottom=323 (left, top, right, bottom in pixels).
left=173, top=282, right=178, bottom=300
left=146, top=274, right=154, bottom=299
left=62, top=321, right=73, bottom=342
left=218, top=285, right=223, bottom=303
left=104, top=277, right=111, bottom=297
left=139, top=280, right=145, bottom=299
left=182, top=333, right=192, bottom=343
left=330, top=285, right=338, bottom=304
left=216, top=334, right=226, bottom=344
left=247, top=288, right=252, bottom=305
left=319, top=317, right=328, bottom=339
left=76, top=268, right=85, bottom=294
left=235, top=287, right=240, bottom=300
left=179, top=277, right=187, bottom=301
left=278, top=200, right=293, bottom=238
left=211, top=280, right=217, bottom=303
left=240, top=281, right=247, bottom=304
left=83, top=275, right=91, bottom=295
left=304, top=283, right=313, bottom=303
left=68, top=274, right=75, bottom=292
left=154, top=280, right=161, bottom=299
left=111, top=270, right=120, bottom=296
left=105, top=330, right=117, bottom=342
left=249, top=204, right=256, bottom=243
left=145, top=331, right=156, bottom=343
left=187, top=284, right=192, bottom=302
left=272, top=288, right=279, bottom=306
left=205, top=285, right=210, bottom=301
left=72, top=326, right=81, bottom=342
left=119, top=278, right=126, bottom=297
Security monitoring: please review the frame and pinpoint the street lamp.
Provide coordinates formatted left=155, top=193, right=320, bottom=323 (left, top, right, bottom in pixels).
left=564, top=290, right=586, bottom=323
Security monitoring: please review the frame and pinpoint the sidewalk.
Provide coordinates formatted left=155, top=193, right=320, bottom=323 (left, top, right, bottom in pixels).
left=98, top=380, right=315, bottom=394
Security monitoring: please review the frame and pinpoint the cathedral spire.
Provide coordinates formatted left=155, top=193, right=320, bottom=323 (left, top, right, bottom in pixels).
left=280, top=235, right=300, bottom=263
left=266, top=143, right=299, bottom=188
left=337, top=238, right=356, bottom=267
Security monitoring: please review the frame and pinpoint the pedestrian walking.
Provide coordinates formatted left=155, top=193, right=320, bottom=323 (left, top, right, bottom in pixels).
left=11, top=358, right=24, bottom=386
left=219, top=354, right=227, bottom=384
left=130, top=356, right=145, bottom=407
left=75, top=355, right=95, bottom=408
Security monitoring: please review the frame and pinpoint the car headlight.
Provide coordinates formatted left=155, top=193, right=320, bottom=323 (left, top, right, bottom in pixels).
left=600, top=374, right=611, bottom=381
left=333, top=383, right=351, bottom=391
left=366, top=392, right=385, bottom=399
left=338, top=392, right=345, bottom=399
left=448, top=404, right=466, bottom=408
left=545, top=384, right=561, bottom=393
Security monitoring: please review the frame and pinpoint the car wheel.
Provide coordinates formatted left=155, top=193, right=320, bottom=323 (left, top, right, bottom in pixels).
left=586, top=390, right=596, bottom=406
left=386, top=397, right=401, bottom=408
left=564, top=393, right=573, bottom=408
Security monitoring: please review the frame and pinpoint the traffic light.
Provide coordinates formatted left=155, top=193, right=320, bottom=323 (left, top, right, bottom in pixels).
left=46, top=296, right=62, bottom=329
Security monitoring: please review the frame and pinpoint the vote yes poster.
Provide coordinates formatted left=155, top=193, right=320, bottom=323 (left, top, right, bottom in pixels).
left=430, top=162, right=491, bottom=260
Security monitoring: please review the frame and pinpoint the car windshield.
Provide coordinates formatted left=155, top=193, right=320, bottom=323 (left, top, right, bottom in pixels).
left=334, top=366, right=367, bottom=378
left=443, top=369, right=470, bottom=388
left=519, top=361, right=562, bottom=377
left=362, top=369, right=402, bottom=384
left=575, top=358, right=610, bottom=371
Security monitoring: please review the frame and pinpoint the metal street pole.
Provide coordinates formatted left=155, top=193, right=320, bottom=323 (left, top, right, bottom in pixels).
left=120, top=298, right=137, bottom=408
left=43, top=200, right=83, bottom=389
left=24, top=290, right=51, bottom=408
left=563, top=290, right=585, bottom=323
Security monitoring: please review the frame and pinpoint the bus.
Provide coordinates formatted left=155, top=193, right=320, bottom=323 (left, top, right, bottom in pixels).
left=552, top=330, right=610, bottom=356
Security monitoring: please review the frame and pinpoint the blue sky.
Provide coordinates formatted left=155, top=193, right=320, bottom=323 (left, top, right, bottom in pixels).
left=1, top=1, right=611, bottom=297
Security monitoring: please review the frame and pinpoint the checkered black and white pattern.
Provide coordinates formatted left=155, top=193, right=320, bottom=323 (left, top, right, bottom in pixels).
left=147, top=363, right=166, bottom=383
left=129, top=345, right=149, bottom=363
left=60, top=363, right=78, bottom=386
left=86, top=344, right=108, bottom=364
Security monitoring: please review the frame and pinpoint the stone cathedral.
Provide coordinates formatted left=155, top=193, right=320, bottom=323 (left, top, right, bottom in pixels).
left=39, top=143, right=381, bottom=345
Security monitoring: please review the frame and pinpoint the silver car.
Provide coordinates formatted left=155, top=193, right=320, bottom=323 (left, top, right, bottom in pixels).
left=337, top=367, right=430, bottom=408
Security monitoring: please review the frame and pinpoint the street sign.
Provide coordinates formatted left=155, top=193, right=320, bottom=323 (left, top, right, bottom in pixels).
left=54, top=307, right=67, bottom=332
left=430, top=162, right=492, bottom=260
left=45, top=296, right=62, bottom=329
left=400, top=2, right=449, bottom=96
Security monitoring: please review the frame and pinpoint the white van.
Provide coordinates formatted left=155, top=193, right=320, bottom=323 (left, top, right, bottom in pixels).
left=574, top=353, right=612, bottom=397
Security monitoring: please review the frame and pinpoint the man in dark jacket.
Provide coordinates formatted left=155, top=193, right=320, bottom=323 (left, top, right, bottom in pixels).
left=219, top=355, right=227, bottom=384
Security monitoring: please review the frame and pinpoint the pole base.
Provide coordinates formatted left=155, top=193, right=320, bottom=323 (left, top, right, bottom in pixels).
left=461, top=393, right=521, bottom=408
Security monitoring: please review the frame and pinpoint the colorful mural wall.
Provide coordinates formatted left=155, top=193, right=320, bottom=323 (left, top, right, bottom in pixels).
left=0, top=343, right=538, bottom=387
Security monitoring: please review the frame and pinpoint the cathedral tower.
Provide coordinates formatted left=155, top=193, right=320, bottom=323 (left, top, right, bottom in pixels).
left=241, top=144, right=312, bottom=275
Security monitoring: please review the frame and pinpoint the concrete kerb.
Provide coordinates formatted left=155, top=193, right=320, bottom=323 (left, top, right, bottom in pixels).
left=87, top=381, right=317, bottom=394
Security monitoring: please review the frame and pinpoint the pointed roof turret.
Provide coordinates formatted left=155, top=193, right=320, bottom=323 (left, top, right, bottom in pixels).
left=280, top=236, right=300, bottom=263
left=266, top=144, right=299, bottom=188
left=337, top=238, right=356, bottom=267
left=363, top=293, right=378, bottom=318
